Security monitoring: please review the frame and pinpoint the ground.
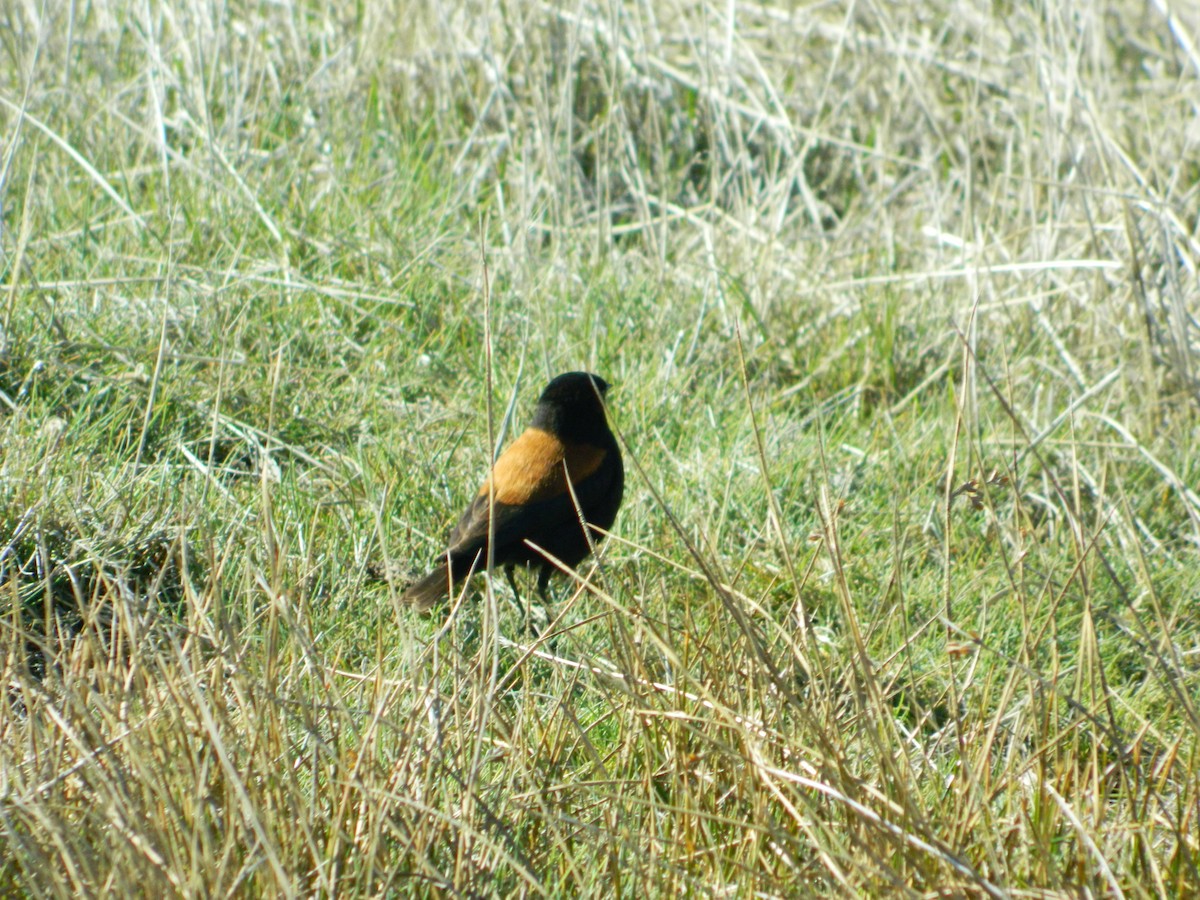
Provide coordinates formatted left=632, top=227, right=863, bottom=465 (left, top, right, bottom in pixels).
left=1, top=0, right=1198, bottom=895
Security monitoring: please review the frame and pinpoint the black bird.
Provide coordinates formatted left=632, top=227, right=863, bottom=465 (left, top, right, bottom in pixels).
left=402, top=372, right=624, bottom=611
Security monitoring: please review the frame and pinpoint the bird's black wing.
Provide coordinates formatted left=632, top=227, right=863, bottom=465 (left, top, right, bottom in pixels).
left=446, top=444, right=620, bottom=567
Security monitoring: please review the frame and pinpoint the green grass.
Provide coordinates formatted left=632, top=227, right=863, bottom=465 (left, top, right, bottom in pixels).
left=2, top=0, right=1199, bottom=895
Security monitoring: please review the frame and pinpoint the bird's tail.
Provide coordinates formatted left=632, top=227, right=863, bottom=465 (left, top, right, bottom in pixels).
left=401, top=564, right=451, bottom=611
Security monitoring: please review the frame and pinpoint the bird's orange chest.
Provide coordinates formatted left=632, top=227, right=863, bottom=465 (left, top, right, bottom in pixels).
left=480, top=427, right=606, bottom=505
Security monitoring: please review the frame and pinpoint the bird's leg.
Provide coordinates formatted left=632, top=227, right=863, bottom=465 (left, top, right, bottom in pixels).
left=504, top=563, right=522, bottom=606
left=504, top=564, right=529, bottom=627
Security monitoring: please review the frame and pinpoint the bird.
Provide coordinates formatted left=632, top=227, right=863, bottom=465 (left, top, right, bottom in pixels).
left=402, top=371, right=624, bottom=613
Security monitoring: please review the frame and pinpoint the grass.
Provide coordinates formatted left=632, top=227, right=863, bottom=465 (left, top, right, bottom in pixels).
left=2, top=0, right=1199, bottom=895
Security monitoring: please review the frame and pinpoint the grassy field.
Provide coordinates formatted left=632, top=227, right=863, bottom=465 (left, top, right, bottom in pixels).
left=2, top=0, right=1199, bottom=895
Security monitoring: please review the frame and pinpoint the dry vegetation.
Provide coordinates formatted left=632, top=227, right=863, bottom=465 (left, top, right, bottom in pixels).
left=2, top=0, right=1199, bottom=895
